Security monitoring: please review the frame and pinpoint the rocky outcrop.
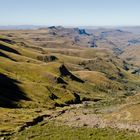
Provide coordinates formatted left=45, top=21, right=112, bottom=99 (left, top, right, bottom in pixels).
left=59, top=65, right=84, bottom=83
left=74, top=28, right=90, bottom=36
left=18, top=114, right=51, bottom=132
left=37, top=55, right=58, bottom=63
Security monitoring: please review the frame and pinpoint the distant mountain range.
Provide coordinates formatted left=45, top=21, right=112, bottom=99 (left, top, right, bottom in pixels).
left=0, top=25, right=140, bottom=34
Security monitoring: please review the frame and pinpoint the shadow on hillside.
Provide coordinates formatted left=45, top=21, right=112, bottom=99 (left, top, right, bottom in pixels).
left=0, top=43, right=20, bottom=55
left=0, top=38, right=15, bottom=44
left=0, top=73, right=30, bottom=108
left=0, top=51, right=16, bottom=61
left=59, top=65, right=84, bottom=83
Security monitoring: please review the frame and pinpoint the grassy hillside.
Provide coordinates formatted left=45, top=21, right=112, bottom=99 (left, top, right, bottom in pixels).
left=0, top=29, right=140, bottom=139
left=0, top=35, right=139, bottom=108
left=9, top=121, right=140, bottom=140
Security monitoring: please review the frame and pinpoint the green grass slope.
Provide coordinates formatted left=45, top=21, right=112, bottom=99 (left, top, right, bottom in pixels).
left=0, top=35, right=139, bottom=108
left=0, top=32, right=140, bottom=139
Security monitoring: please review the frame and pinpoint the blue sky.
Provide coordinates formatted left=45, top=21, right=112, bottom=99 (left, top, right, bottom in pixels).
left=0, top=0, right=140, bottom=26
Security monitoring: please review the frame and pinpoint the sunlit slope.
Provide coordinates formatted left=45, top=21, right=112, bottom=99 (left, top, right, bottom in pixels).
left=0, top=36, right=139, bottom=109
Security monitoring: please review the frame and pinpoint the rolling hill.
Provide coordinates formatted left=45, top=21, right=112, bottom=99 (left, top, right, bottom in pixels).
left=0, top=27, right=140, bottom=139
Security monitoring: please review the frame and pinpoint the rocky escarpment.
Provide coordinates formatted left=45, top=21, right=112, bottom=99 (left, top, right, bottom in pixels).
left=59, top=64, right=84, bottom=83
